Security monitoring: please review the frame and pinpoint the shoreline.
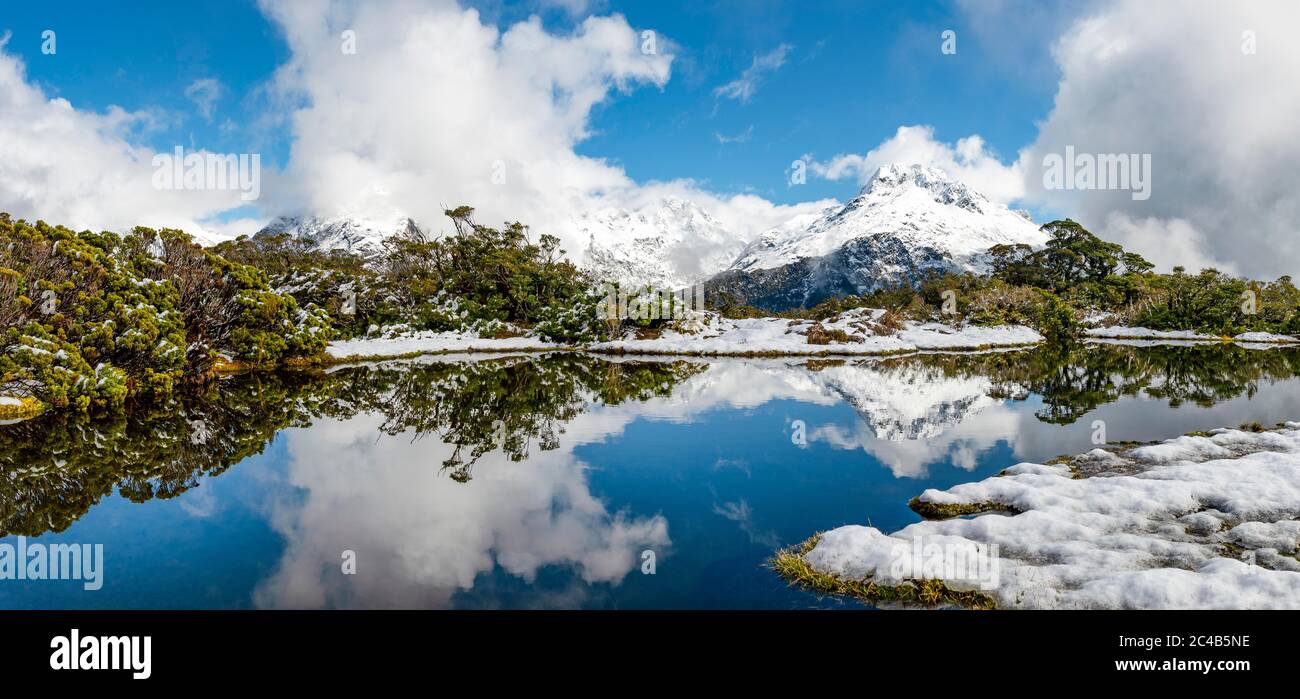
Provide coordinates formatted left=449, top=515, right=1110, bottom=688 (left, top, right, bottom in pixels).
left=777, top=421, right=1300, bottom=610
left=320, top=323, right=1298, bottom=364
left=8, top=325, right=1298, bottom=423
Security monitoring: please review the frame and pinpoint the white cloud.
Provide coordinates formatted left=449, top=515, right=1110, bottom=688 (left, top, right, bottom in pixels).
left=607, top=179, right=837, bottom=243
left=6, top=0, right=1296, bottom=284
left=258, top=2, right=827, bottom=256
left=713, top=43, right=792, bottom=104
left=1100, top=213, right=1233, bottom=275
left=1021, top=0, right=1300, bottom=277
left=183, top=78, right=224, bottom=120
left=0, top=2, right=830, bottom=262
left=0, top=35, right=252, bottom=238
left=258, top=0, right=677, bottom=256
left=809, top=125, right=1027, bottom=205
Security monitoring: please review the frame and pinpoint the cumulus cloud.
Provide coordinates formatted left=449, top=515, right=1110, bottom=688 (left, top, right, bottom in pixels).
left=599, top=178, right=836, bottom=241
left=1099, top=213, right=1233, bottom=275
left=0, top=35, right=252, bottom=237
left=1021, top=0, right=1300, bottom=277
left=256, top=1, right=830, bottom=256
left=0, top=1, right=833, bottom=260
left=712, top=43, right=792, bottom=104
left=809, top=125, right=1027, bottom=205
left=6, top=0, right=1297, bottom=283
left=258, top=0, right=682, bottom=255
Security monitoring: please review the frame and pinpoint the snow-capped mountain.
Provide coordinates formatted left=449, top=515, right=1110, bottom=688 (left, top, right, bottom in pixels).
left=256, top=214, right=423, bottom=255
left=709, top=164, right=1048, bottom=310
left=574, top=197, right=750, bottom=290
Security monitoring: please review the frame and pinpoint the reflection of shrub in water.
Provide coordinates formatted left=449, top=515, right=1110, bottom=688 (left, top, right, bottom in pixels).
left=0, top=373, right=330, bottom=536
left=874, top=344, right=1300, bottom=426
left=0, top=355, right=703, bottom=536
left=320, top=354, right=703, bottom=482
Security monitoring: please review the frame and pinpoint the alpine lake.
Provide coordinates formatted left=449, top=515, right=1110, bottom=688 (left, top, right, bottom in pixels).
left=3, top=342, right=1299, bottom=609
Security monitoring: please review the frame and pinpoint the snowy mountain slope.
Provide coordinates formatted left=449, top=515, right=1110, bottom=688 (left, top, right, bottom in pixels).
left=256, top=214, right=423, bottom=255
left=573, top=197, right=751, bottom=290
left=709, top=164, right=1048, bottom=309
left=251, top=200, right=746, bottom=286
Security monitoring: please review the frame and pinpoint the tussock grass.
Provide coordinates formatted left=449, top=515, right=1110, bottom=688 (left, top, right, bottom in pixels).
left=0, top=395, right=45, bottom=421
left=907, top=497, right=1015, bottom=519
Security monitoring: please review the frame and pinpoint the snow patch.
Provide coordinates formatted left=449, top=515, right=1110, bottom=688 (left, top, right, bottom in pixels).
left=799, top=425, right=1300, bottom=609
left=591, top=309, right=1041, bottom=356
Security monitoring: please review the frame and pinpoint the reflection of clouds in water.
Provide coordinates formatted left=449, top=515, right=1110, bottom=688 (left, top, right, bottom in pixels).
left=250, top=359, right=899, bottom=609
left=712, top=499, right=781, bottom=548
left=712, top=457, right=750, bottom=477
left=809, top=402, right=1021, bottom=479
left=620, top=356, right=1030, bottom=480
left=252, top=354, right=1300, bottom=607
left=253, top=412, right=668, bottom=609
left=254, top=359, right=845, bottom=609
left=811, top=367, right=1300, bottom=480
left=631, top=360, right=839, bottom=419
left=178, top=485, right=218, bottom=518
left=603, top=360, right=1024, bottom=480
left=801, top=361, right=1026, bottom=478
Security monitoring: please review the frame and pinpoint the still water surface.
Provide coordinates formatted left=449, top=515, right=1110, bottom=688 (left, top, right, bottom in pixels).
left=3, top=344, right=1299, bottom=608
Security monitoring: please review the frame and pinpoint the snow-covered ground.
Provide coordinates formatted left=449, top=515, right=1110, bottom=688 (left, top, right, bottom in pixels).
left=590, top=310, right=1042, bottom=355
left=325, top=331, right=568, bottom=360
left=324, top=312, right=1297, bottom=362
left=1234, top=331, right=1300, bottom=343
left=325, top=309, right=1042, bottom=361
left=796, top=424, right=1300, bottom=609
left=1085, top=326, right=1220, bottom=341
left=1085, top=327, right=1299, bottom=344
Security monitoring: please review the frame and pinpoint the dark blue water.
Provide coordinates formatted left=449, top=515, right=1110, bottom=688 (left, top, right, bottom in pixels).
left=4, top=346, right=1300, bottom=608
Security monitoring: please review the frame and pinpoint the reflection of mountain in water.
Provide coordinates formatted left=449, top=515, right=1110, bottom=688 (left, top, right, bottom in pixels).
left=805, top=360, right=1008, bottom=441
left=0, top=355, right=703, bottom=537
left=4, top=344, right=1299, bottom=537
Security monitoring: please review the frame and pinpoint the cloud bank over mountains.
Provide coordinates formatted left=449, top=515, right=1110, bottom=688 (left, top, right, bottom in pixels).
left=1022, top=0, right=1300, bottom=279
left=0, top=0, right=1297, bottom=279
left=811, top=0, right=1300, bottom=278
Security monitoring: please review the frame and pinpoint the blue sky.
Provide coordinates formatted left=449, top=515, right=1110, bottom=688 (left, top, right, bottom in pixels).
left=2, top=1, right=1295, bottom=278
left=1, top=2, right=290, bottom=161
left=0, top=0, right=1059, bottom=208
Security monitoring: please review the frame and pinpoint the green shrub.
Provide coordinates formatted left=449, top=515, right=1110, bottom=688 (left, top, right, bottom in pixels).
left=1, top=214, right=331, bottom=411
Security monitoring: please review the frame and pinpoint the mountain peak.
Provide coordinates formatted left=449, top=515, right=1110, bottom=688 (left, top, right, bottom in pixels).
left=720, top=164, right=1048, bottom=308
left=858, top=163, right=987, bottom=213
left=867, top=162, right=952, bottom=187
